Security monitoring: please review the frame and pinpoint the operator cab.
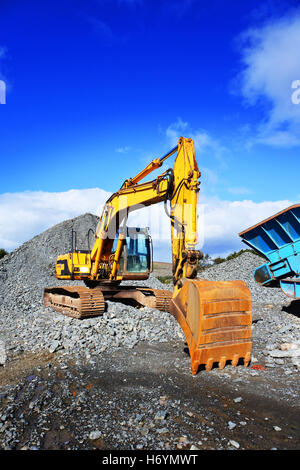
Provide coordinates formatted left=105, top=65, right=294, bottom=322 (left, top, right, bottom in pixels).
left=114, top=227, right=152, bottom=276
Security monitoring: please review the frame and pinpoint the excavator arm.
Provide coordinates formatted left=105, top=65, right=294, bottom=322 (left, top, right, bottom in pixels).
left=90, top=137, right=202, bottom=285
left=44, top=137, right=252, bottom=374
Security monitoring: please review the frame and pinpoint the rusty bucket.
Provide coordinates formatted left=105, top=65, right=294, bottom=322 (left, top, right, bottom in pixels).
left=170, top=279, right=252, bottom=374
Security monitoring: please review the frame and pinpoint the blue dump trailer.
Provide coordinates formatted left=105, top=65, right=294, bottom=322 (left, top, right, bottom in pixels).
left=239, top=204, right=300, bottom=300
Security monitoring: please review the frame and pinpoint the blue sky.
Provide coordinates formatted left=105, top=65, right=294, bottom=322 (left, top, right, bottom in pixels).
left=0, top=0, right=300, bottom=259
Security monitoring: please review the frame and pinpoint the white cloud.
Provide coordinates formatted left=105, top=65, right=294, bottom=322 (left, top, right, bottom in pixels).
left=166, top=117, right=228, bottom=165
left=236, top=10, right=300, bottom=147
left=164, top=118, right=230, bottom=196
left=86, top=16, right=116, bottom=45
left=0, top=188, right=294, bottom=262
left=198, top=196, right=294, bottom=257
left=0, top=46, right=6, bottom=65
left=0, top=189, right=110, bottom=250
left=0, top=46, right=8, bottom=84
left=115, top=146, right=132, bottom=153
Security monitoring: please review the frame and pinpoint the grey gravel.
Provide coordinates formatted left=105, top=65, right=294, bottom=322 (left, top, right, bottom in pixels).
left=0, top=213, right=182, bottom=360
left=0, top=213, right=299, bottom=451
left=197, top=251, right=288, bottom=305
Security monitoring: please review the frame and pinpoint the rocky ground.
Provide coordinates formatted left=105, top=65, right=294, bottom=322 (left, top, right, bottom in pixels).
left=0, top=213, right=299, bottom=453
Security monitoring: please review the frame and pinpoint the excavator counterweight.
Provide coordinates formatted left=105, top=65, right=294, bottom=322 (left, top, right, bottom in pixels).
left=44, top=137, right=252, bottom=374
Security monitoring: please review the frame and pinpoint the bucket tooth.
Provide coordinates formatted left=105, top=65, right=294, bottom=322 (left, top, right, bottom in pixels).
left=205, top=358, right=214, bottom=371
left=218, top=356, right=226, bottom=370
left=170, top=279, right=252, bottom=375
left=244, top=352, right=251, bottom=367
left=231, top=354, right=239, bottom=367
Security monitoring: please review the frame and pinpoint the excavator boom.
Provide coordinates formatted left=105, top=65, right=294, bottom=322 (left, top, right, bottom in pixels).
left=44, top=137, right=252, bottom=374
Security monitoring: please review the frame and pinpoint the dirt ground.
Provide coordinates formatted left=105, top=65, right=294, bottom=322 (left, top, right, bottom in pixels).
left=0, top=338, right=299, bottom=453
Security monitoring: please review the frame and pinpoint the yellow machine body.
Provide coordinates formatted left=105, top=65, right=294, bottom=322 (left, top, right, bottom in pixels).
left=56, top=252, right=92, bottom=280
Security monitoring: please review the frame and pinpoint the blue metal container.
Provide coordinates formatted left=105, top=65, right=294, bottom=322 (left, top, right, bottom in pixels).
left=239, top=204, right=300, bottom=299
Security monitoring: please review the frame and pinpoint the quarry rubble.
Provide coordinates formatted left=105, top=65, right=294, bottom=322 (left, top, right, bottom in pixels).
left=0, top=213, right=299, bottom=451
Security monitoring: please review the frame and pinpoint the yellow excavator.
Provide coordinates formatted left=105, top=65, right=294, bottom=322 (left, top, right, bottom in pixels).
left=44, top=137, right=252, bottom=374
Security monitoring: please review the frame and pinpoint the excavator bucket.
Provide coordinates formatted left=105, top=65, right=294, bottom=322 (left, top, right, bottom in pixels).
left=170, top=279, right=252, bottom=374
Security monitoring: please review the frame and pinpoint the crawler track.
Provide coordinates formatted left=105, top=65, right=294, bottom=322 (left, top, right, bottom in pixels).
left=44, top=285, right=173, bottom=319
left=44, top=286, right=105, bottom=319
left=151, top=288, right=173, bottom=312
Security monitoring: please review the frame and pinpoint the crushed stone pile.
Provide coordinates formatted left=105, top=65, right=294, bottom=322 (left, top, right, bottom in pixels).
left=0, top=213, right=182, bottom=361
left=198, top=251, right=288, bottom=305
left=0, top=215, right=299, bottom=452
left=0, top=213, right=299, bottom=372
left=0, top=213, right=99, bottom=308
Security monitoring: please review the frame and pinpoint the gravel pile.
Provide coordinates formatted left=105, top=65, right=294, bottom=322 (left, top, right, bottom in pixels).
left=0, top=214, right=299, bottom=370
left=198, top=251, right=288, bottom=305
left=0, top=213, right=181, bottom=362
left=0, top=214, right=299, bottom=451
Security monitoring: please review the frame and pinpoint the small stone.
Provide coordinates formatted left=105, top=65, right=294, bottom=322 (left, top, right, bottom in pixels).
left=280, top=343, right=298, bottom=351
left=0, top=341, right=7, bottom=365
left=49, top=340, right=60, bottom=353
left=156, top=427, right=168, bottom=435
left=228, top=421, right=236, bottom=430
left=269, top=349, right=300, bottom=358
left=278, top=325, right=291, bottom=334
left=89, top=430, right=102, bottom=440
left=233, top=397, right=242, bottom=403
left=292, top=358, right=300, bottom=370
left=273, top=426, right=281, bottom=432
left=229, top=440, right=240, bottom=449
left=154, top=410, right=167, bottom=420
left=159, top=395, right=168, bottom=406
